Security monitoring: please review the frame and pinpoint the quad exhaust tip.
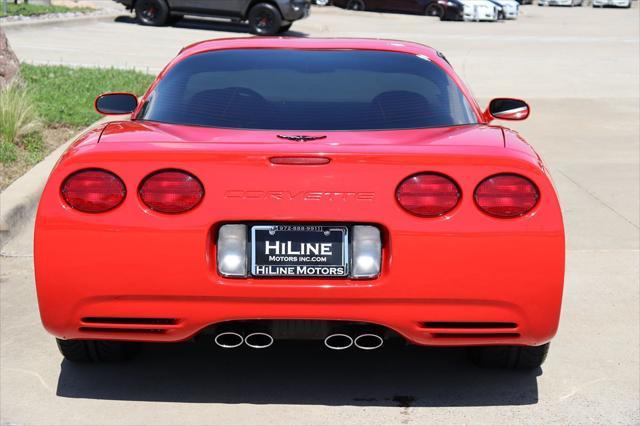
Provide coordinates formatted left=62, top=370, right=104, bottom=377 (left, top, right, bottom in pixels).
left=324, top=333, right=354, bottom=350
left=214, top=328, right=383, bottom=350
left=214, top=331, right=244, bottom=349
left=354, top=333, right=384, bottom=350
left=245, top=332, right=274, bottom=349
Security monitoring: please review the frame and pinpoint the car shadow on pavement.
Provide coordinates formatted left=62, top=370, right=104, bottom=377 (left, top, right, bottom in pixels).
left=56, top=341, right=540, bottom=407
left=113, top=15, right=309, bottom=37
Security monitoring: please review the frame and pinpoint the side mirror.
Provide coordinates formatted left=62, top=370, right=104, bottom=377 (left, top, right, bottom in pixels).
left=95, top=93, right=138, bottom=115
left=487, top=98, right=530, bottom=121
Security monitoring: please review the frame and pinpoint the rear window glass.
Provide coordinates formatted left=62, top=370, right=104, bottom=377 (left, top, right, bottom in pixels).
left=139, top=49, right=477, bottom=131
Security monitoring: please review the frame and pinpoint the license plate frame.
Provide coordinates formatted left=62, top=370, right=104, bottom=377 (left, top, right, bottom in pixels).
left=250, top=225, right=349, bottom=278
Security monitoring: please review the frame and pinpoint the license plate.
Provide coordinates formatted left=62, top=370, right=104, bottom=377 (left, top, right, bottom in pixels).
left=251, top=225, right=349, bottom=277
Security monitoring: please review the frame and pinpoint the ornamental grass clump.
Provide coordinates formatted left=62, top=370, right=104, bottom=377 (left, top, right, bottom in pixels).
left=0, top=82, right=41, bottom=163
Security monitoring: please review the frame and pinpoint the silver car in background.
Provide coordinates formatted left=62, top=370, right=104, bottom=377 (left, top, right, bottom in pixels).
left=592, top=0, right=631, bottom=7
left=462, top=0, right=500, bottom=20
left=538, top=0, right=583, bottom=6
left=490, top=0, right=520, bottom=18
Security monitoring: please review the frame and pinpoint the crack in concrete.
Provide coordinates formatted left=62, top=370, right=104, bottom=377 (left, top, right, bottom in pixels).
left=557, top=169, right=639, bottom=229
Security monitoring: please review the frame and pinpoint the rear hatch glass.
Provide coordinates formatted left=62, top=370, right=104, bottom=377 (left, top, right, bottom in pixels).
left=139, top=49, right=477, bottom=131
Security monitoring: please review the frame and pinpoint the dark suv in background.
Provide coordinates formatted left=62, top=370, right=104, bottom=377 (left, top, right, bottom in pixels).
left=114, top=0, right=310, bottom=35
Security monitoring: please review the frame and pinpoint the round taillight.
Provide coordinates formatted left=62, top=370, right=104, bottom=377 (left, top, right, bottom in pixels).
left=474, top=174, right=539, bottom=218
left=396, top=173, right=461, bottom=217
left=61, top=169, right=126, bottom=213
left=139, top=170, right=204, bottom=213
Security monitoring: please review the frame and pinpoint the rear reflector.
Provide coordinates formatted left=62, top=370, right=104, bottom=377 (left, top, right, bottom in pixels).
left=396, top=173, right=460, bottom=217
left=139, top=170, right=204, bottom=213
left=61, top=169, right=126, bottom=213
left=423, top=322, right=518, bottom=329
left=430, top=333, right=520, bottom=339
left=82, top=317, right=178, bottom=325
left=79, top=317, right=180, bottom=334
left=474, top=174, right=539, bottom=217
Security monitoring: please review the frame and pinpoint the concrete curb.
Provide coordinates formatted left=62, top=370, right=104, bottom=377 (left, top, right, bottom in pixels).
left=0, top=12, right=122, bottom=30
left=0, top=117, right=116, bottom=248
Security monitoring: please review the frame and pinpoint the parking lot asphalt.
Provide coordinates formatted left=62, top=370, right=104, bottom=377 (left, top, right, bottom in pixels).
left=2, top=4, right=639, bottom=425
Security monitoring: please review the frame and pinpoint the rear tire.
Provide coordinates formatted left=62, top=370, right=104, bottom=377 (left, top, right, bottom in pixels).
left=135, top=0, right=169, bottom=26
left=425, top=3, right=445, bottom=16
left=346, top=0, right=366, bottom=10
left=469, top=343, right=550, bottom=370
left=56, top=339, right=133, bottom=363
left=248, top=3, right=283, bottom=35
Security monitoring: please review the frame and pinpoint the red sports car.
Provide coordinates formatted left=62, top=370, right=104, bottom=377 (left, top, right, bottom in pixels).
left=34, top=37, right=564, bottom=369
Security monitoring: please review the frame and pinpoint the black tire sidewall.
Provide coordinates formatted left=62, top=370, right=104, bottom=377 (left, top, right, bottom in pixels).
left=56, top=338, right=132, bottom=363
left=135, top=0, right=170, bottom=26
left=469, top=343, right=550, bottom=370
left=248, top=3, right=283, bottom=36
left=440, top=7, right=456, bottom=20
left=346, top=0, right=366, bottom=10
left=425, top=3, right=445, bottom=16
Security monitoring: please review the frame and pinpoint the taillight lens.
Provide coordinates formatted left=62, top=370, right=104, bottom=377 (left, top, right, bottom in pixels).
left=475, top=174, right=539, bottom=217
left=61, top=169, right=126, bottom=213
left=139, top=170, right=204, bottom=213
left=396, top=173, right=461, bottom=217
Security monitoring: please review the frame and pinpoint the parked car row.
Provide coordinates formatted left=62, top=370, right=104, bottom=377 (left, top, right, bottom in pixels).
left=538, top=0, right=631, bottom=6
left=114, top=0, right=633, bottom=35
left=330, top=0, right=632, bottom=19
left=332, top=0, right=519, bottom=21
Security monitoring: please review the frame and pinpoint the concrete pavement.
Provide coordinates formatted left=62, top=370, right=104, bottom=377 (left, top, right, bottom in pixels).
left=1, top=5, right=639, bottom=425
left=4, top=6, right=639, bottom=99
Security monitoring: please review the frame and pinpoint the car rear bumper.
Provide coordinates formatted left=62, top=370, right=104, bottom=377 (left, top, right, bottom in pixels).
left=42, top=294, right=561, bottom=346
left=36, top=218, right=564, bottom=347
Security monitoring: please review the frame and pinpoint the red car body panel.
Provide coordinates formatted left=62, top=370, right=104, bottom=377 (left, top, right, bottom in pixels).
left=34, top=38, right=564, bottom=347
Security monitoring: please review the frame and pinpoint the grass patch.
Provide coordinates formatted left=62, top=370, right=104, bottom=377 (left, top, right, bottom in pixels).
left=1, top=64, right=154, bottom=189
left=0, top=140, right=18, bottom=164
left=0, top=3, right=93, bottom=17
left=21, top=64, right=155, bottom=127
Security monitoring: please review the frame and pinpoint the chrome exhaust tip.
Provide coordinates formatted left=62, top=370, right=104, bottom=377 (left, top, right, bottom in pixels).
left=214, top=331, right=244, bottom=348
left=324, top=333, right=354, bottom=350
left=245, top=332, right=274, bottom=349
left=354, top=333, right=384, bottom=350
